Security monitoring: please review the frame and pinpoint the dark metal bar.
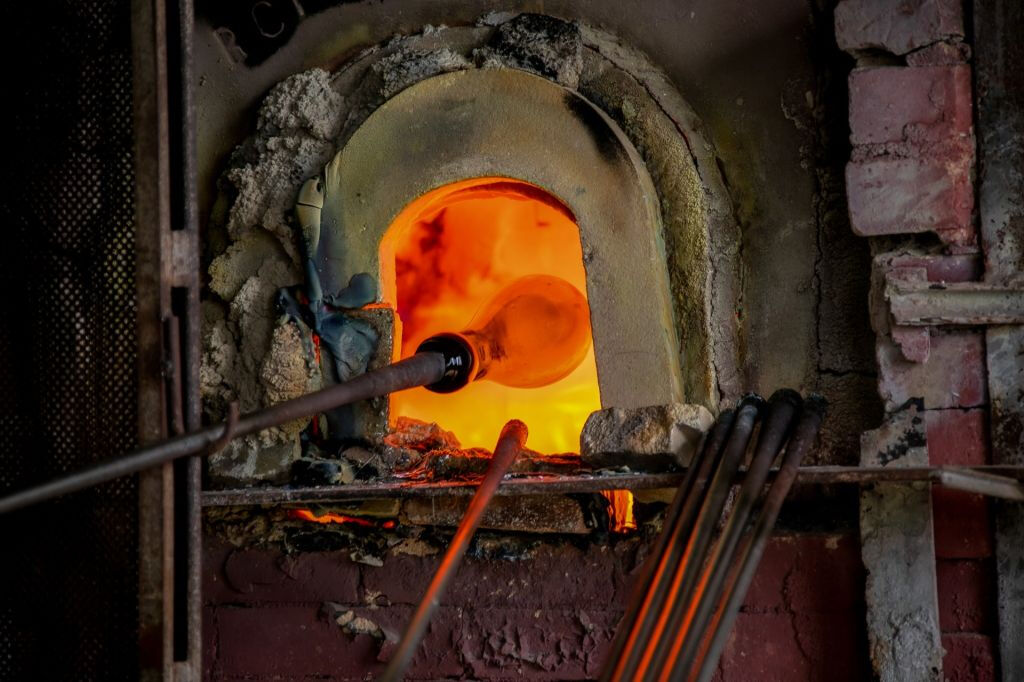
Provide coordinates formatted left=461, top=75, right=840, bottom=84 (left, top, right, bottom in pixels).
left=173, top=0, right=204, bottom=669
left=380, top=420, right=528, bottom=682
left=131, top=0, right=175, bottom=674
left=660, top=390, right=803, bottom=680
left=601, top=410, right=737, bottom=681
left=974, top=0, right=1024, bottom=673
left=690, top=397, right=826, bottom=682
left=198, top=464, right=1024, bottom=506
left=0, top=353, right=446, bottom=515
left=625, top=398, right=764, bottom=682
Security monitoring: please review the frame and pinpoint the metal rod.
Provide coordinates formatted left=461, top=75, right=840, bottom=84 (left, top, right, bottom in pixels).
left=198, top=465, right=1024, bottom=506
left=658, top=390, right=803, bottom=681
left=380, top=420, right=528, bottom=682
left=932, top=468, right=1024, bottom=501
left=625, top=397, right=764, bottom=682
left=691, top=396, right=826, bottom=682
left=0, top=352, right=446, bottom=514
left=601, top=410, right=737, bottom=681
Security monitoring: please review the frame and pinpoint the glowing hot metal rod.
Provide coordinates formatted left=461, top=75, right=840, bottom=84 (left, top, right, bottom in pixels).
left=0, top=276, right=592, bottom=514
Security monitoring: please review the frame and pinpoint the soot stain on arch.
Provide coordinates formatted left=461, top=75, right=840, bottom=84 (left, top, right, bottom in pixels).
left=563, top=93, right=624, bottom=163
left=468, top=180, right=577, bottom=222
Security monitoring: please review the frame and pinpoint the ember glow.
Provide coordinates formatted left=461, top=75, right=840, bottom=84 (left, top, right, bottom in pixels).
left=380, top=178, right=602, bottom=454
left=289, top=508, right=396, bottom=529
left=603, top=490, right=638, bottom=533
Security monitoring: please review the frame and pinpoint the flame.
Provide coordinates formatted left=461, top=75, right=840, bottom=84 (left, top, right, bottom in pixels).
left=290, top=508, right=396, bottom=529
left=602, top=490, right=637, bottom=533
left=380, top=178, right=602, bottom=454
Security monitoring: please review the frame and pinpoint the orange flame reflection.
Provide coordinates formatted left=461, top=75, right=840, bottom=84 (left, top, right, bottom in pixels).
left=290, top=509, right=396, bottom=529
left=380, top=178, right=602, bottom=454
left=602, top=490, right=638, bottom=533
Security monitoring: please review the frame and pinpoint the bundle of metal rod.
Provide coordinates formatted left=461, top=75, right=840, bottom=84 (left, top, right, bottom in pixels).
left=688, top=396, right=826, bottom=682
left=380, top=420, right=528, bottom=682
left=602, top=391, right=827, bottom=682
left=0, top=352, right=447, bottom=514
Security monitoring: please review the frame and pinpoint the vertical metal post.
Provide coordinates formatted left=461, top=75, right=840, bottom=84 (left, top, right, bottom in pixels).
left=132, top=0, right=200, bottom=678
left=974, top=1, right=1024, bottom=677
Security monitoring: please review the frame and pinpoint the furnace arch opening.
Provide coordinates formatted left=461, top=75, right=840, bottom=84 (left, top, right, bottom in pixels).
left=317, top=68, right=685, bottom=418
left=379, top=177, right=602, bottom=453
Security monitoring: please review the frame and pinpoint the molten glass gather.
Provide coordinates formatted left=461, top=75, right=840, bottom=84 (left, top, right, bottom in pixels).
left=380, top=178, right=602, bottom=453
left=419, top=274, right=593, bottom=391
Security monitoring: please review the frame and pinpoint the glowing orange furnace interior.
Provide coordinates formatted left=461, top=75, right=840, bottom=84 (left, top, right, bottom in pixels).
left=380, top=177, right=602, bottom=454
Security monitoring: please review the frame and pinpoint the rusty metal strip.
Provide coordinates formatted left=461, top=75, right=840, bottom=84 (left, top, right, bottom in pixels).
left=887, top=280, right=1024, bottom=326
left=198, top=464, right=1024, bottom=507
left=131, top=0, right=175, bottom=676
left=132, top=0, right=202, bottom=676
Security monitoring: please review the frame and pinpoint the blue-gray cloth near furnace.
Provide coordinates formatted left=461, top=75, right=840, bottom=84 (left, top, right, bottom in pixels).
left=276, top=272, right=380, bottom=442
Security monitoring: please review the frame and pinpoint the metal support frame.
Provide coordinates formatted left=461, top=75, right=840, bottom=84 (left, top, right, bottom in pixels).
left=887, top=279, right=1024, bottom=327
left=198, top=464, right=1024, bottom=507
left=975, top=1, right=1024, bottom=678
left=132, top=0, right=201, bottom=678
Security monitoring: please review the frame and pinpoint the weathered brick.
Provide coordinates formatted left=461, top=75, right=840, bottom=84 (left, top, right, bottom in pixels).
left=941, top=633, right=997, bottom=682
left=202, top=539, right=237, bottom=605
left=933, top=487, right=993, bottom=559
left=927, top=408, right=989, bottom=466
left=204, top=532, right=870, bottom=680
left=876, top=332, right=987, bottom=411
left=362, top=543, right=626, bottom=611
left=360, top=553, right=436, bottom=606
left=835, top=0, right=963, bottom=55
left=850, top=66, right=972, bottom=146
left=214, top=604, right=619, bottom=680
left=905, top=41, right=972, bottom=66
left=202, top=606, right=218, bottom=680
left=937, top=559, right=996, bottom=633
left=847, top=156, right=974, bottom=243
left=743, top=534, right=863, bottom=613
left=220, top=547, right=362, bottom=604
left=721, top=534, right=868, bottom=681
left=720, top=611, right=867, bottom=682
left=216, top=604, right=386, bottom=678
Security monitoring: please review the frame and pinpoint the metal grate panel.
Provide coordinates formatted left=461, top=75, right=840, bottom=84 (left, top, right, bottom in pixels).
left=0, top=0, right=140, bottom=679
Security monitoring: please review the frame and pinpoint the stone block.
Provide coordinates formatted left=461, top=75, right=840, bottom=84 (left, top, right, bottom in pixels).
left=849, top=66, right=972, bottom=146
left=847, top=156, right=973, bottom=244
left=580, top=403, right=714, bottom=471
left=835, top=0, right=963, bottom=55
left=936, top=559, right=996, bottom=633
left=860, top=405, right=943, bottom=681
left=860, top=482, right=943, bottom=681
left=860, top=400, right=927, bottom=468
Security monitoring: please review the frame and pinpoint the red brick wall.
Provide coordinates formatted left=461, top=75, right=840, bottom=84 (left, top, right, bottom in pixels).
left=837, top=1, right=999, bottom=678
left=202, top=533, right=868, bottom=680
